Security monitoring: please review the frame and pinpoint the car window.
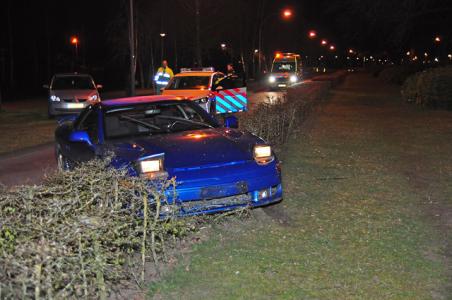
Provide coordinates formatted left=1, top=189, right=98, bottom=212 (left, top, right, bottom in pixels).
left=77, top=107, right=99, bottom=143
left=166, top=76, right=210, bottom=90
left=104, top=102, right=217, bottom=140
left=52, top=76, right=95, bottom=90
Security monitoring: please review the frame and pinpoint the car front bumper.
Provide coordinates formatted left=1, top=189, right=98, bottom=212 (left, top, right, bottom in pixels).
left=48, top=101, right=90, bottom=116
left=162, top=183, right=282, bottom=217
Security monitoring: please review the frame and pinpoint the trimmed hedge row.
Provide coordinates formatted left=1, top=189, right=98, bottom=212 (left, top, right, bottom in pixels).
left=401, top=66, right=452, bottom=108
left=378, top=64, right=424, bottom=85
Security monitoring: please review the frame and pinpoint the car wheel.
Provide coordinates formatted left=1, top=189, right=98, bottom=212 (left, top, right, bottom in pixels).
left=56, top=147, right=70, bottom=172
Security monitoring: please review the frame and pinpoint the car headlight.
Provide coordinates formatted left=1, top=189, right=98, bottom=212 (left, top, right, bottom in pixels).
left=290, top=75, right=297, bottom=83
left=50, top=95, right=60, bottom=102
left=269, top=76, right=276, bottom=83
left=89, top=95, right=99, bottom=101
left=194, top=97, right=209, bottom=104
left=253, top=145, right=274, bottom=165
left=138, top=156, right=167, bottom=179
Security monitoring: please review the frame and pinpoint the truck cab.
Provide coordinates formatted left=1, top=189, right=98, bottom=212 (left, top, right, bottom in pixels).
left=267, top=53, right=302, bottom=89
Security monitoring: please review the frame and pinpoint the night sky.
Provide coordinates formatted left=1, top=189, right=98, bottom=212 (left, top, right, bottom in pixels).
left=1, top=0, right=451, bottom=97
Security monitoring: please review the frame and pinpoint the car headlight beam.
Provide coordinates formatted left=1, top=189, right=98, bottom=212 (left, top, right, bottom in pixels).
left=290, top=75, right=297, bottom=83
left=140, top=159, right=162, bottom=173
left=269, top=76, right=276, bottom=83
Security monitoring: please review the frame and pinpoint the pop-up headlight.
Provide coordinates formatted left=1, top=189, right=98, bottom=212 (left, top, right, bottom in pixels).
left=138, top=155, right=167, bottom=179
left=253, top=145, right=274, bottom=165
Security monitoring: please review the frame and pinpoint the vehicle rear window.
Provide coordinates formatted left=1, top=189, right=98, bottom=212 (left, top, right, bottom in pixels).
left=52, top=76, right=95, bottom=90
left=166, top=76, right=210, bottom=90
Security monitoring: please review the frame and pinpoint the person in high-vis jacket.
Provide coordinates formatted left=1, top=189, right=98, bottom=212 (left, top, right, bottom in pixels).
left=154, top=60, right=174, bottom=94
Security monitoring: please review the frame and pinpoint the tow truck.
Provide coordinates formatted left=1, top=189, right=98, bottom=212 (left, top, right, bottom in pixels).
left=267, top=53, right=303, bottom=89
left=162, top=67, right=247, bottom=115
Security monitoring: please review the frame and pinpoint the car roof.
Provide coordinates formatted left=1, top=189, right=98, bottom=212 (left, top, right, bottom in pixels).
left=174, top=71, right=224, bottom=77
left=53, top=73, right=93, bottom=77
left=101, top=95, right=186, bottom=107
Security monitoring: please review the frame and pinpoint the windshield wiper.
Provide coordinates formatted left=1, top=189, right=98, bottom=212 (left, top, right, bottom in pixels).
left=156, top=115, right=213, bottom=128
left=119, top=115, right=161, bottom=131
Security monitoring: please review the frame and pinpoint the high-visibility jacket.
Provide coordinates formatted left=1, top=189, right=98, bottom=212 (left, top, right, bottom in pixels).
left=154, top=67, right=174, bottom=86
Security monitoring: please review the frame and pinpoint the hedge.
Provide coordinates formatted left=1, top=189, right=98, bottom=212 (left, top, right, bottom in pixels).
left=401, top=66, right=452, bottom=108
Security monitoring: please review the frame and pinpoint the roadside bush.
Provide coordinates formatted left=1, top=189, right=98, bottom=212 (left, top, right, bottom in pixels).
left=401, top=66, right=452, bottom=108
left=378, top=64, right=424, bottom=85
left=0, top=159, right=195, bottom=299
left=240, top=81, right=331, bottom=146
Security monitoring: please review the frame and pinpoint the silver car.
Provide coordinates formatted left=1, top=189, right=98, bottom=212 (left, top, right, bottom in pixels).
left=44, top=73, right=102, bottom=117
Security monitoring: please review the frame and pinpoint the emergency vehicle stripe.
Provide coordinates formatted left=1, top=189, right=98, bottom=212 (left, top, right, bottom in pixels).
left=215, top=102, right=227, bottom=113
left=215, top=95, right=236, bottom=112
left=233, top=88, right=247, bottom=98
left=222, top=89, right=247, bottom=107
left=224, top=95, right=244, bottom=109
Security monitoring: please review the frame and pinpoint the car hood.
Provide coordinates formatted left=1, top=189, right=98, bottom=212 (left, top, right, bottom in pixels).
left=50, top=89, right=98, bottom=99
left=110, top=128, right=260, bottom=169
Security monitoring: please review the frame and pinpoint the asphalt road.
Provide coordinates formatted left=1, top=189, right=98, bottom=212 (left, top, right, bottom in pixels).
left=0, top=80, right=312, bottom=187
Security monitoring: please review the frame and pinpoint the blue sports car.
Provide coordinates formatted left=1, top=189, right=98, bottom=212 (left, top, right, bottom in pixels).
left=54, top=95, right=282, bottom=216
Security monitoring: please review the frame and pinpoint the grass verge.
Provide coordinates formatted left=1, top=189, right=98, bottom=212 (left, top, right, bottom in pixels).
left=149, top=74, right=448, bottom=299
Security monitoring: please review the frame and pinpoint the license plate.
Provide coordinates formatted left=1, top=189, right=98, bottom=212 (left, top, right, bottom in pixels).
left=67, top=103, right=84, bottom=109
left=278, top=84, right=287, bottom=87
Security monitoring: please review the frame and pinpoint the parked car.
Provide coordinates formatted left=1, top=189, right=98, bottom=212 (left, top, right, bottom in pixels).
left=44, top=73, right=102, bottom=118
left=54, top=95, right=282, bottom=216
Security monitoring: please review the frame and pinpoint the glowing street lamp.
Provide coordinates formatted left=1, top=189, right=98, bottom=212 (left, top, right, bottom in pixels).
left=220, top=43, right=227, bottom=49
left=434, top=36, right=441, bottom=43
left=308, top=30, right=317, bottom=39
left=321, top=39, right=328, bottom=46
left=348, top=49, right=355, bottom=54
left=70, top=36, right=79, bottom=67
left=159, top=33, right=166, bottom=38
left=329, top=45, right=336, bottom=51
left=282, top=9, right=293, bottom=18
left=406, top=51, right=411, bottom=56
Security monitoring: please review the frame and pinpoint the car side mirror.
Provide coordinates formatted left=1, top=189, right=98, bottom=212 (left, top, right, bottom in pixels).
left=42, top=84, right=49, bottom=89
left=96, top=84, right=103, bottom=89
left=69, top=130, right=93, bottom=146
left=224, top=115, right=238, bottom=129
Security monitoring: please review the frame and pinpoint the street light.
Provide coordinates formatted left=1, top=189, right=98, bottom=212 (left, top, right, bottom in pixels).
left=282, top=9, right=293, bottom=18
left=308, top=30, right=317, bottom=39
left=434, top=36, right=441, bottom=43
left=348, top=49, right=355, bottom=54
left=329, top=45, right=336, bottom=51
left=321, top=39, right=328, bottom=46
left=220, top=43, right=227, bottom=49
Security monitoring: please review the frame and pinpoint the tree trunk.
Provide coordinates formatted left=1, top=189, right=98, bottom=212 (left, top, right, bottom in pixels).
left=7, top=0, right=14, bottom=89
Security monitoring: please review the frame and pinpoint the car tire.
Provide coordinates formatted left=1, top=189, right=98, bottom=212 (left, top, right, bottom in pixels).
left=56, top=146, right=71, bottom=172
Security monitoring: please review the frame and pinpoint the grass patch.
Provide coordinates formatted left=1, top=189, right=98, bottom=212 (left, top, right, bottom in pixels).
left=0, top=102, right=55, bottom=154
left=149, top=74, right=448, bottom=299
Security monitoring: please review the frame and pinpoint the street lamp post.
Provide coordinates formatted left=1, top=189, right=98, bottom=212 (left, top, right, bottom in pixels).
left=257, top=8, right=293, bottom=76
left=70, top=36, right=79, bottom=70
left=160, top=33, right=166, bottom=62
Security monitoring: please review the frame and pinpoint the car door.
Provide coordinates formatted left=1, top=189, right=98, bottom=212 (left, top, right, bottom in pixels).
left=211, top=75, right=248, bottom=114
left=68, top=106, right=99, bottom=163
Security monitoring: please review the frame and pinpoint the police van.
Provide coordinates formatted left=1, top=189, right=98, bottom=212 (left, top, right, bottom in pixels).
left=162, top=67, right=247, bottom=115
left=268, top=53, right=302, bottom=89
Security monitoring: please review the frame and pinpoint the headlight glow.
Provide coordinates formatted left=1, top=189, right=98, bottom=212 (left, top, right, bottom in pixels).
left=140, top=159, right=162, bottom=173
left=269, top=76, right=276, bottom=83
left=50, top=95, right=61, bottom=102
left=254, top=145, right=274, bottom=165
left=290, top=75, right=297, bottom=83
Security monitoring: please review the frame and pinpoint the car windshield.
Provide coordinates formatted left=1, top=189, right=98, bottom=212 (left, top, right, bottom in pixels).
left=272, top=62, right=296, bottom=72
left=166, top=76, right=210, bottom=90
left=52, top=76, right=95, bottom=90
left=104, top=101, right=217, bottom=140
